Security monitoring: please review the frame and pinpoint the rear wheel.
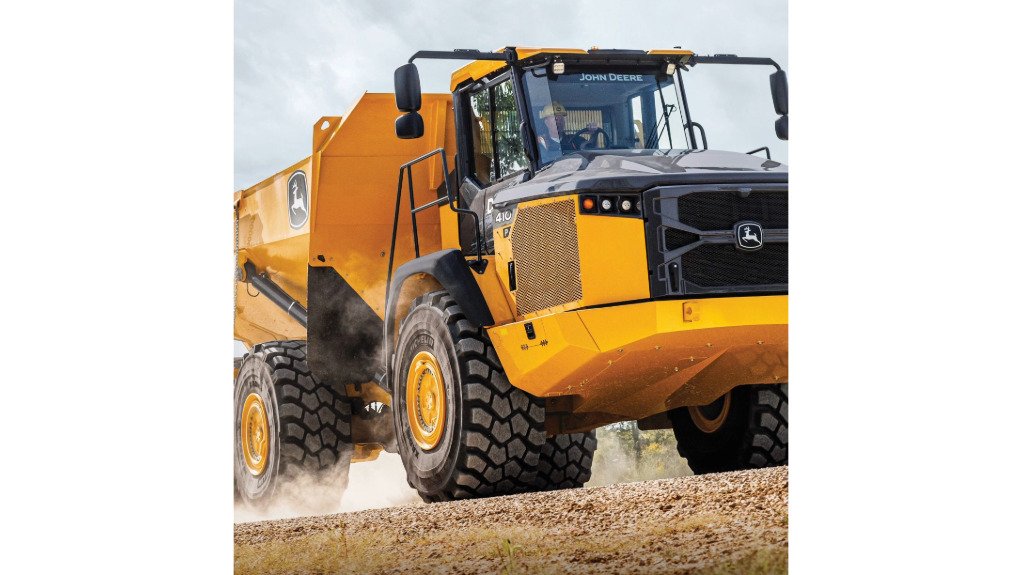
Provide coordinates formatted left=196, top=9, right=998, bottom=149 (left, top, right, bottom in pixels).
left=533, top=432, right=597, bottom=490
left=234, top=340, right=354, bottom=508
left=393, top=291, right=547, bottom=501
left=667, top=384, right=787, bottom=474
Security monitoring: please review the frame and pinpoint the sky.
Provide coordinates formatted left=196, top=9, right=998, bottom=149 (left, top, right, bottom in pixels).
left=235, top=0, right=787, bottom=190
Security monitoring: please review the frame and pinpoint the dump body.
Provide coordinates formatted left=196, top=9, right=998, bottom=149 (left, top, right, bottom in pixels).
left=234, top=156, right=313, bottom=347
left=235, top=93, right=456, bottom=348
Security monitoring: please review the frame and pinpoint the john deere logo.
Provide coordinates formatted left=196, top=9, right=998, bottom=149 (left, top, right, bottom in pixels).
left=287, top=171, right=309, bottom=229
left=735, top=221, right=764, bottom=251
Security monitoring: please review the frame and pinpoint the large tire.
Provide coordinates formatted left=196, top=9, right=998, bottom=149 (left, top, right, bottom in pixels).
left=392, top=291, right=547, bottom=501
left=667, top=384, right=787, bottom=474
left=533, top=432, right=597, bottom=490
left=234, top=340, right=354, bottom=508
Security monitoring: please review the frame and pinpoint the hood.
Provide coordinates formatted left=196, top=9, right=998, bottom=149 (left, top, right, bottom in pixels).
left=492, top=149, right=787, bottom=208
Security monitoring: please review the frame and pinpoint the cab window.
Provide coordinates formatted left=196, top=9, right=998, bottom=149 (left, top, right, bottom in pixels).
left=466, top=79, right=527, bottom=185
left=468, top=88, right=492, bottom=184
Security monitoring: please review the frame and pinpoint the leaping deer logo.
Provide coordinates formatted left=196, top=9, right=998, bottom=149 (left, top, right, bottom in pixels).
left=287, top=171, right=309, bottom=229
left=735, top=222, right=764, bottom=251
left=290, top=180, right=307, bottom=215
left=741, top=225, right=760, bottom=246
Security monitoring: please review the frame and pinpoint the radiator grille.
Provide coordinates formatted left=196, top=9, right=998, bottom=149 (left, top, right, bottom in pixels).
left=681, top=243, right=788, bottom=288
left=677, top=191, right=787, bottom=231
left=663, top=227, right=700, bottom=251
left=510, top=200, right=583, bottom=315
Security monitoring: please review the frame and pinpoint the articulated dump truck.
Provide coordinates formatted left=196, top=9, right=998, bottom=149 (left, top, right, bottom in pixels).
left=234, top=47, right=789, bottom=506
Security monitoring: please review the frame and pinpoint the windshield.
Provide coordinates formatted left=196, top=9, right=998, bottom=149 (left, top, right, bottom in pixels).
left=522, top=67, right=689, bottom=165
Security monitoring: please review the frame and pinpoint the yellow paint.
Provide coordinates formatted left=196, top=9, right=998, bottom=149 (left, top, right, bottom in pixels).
left=406, top=351, right=446, bottom=450
left=491, top=194, right=649, bottom=322
left=309, top=93, right=455, bottom=320
left=472, top=256, right=515, bottom=326
left=234, top=156, right=313, bottom=347
left=646, top=49, right=694, bottom=59
left=240, top=393, right=269, bottom=476
left=352, top=444, right=385, bottom=463
left=487, top=295, right=788, bottom=425
left=575, top=206, right=650, bottom=306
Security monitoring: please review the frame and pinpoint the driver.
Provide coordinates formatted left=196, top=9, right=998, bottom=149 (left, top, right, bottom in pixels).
left=536, top=101, right=601, bottom=163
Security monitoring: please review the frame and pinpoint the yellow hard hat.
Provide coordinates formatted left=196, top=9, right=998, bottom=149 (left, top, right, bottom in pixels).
left=540, top=101, right=567, bottom=119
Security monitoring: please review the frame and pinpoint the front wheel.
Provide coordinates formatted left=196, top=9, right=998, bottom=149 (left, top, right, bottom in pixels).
left=392, top=291, right=547, bottom=501
left=667, top=384, right=787, bottom=474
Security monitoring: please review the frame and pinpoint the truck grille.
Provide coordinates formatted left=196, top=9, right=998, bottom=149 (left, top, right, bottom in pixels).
left=681, top=243, right=787, bottom=288
left=645, top=184, right=788, bottom=297
left=510, top=199, right=583, bottom=315
left=677, top=191, right=787, bottom=230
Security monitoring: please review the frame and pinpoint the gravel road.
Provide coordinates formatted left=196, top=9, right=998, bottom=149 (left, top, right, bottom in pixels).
left=235, top=466, right=788, bottom=574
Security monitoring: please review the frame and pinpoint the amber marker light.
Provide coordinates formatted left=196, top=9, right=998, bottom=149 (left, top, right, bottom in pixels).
left=581, top=196, right=596, bottom=212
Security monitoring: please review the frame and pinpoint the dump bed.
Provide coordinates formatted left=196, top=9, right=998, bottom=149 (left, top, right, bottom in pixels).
left=234, top=93, right=457, bottom=349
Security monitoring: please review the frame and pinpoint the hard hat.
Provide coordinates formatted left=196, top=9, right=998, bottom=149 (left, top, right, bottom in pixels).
left=539, top=101, right=567, bottom=119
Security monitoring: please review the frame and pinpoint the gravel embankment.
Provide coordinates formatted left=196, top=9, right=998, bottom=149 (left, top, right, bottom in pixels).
left=235, top=466, right=788, bottom=574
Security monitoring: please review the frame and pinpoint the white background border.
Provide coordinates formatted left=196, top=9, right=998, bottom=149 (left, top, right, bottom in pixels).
left=3, top=0, right=1021, bottom=572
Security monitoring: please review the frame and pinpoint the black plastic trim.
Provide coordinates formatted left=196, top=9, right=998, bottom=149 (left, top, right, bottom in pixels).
left=307, top=265, right=385, bottom=388
left=382, top=249, right=494, bottom=390
left=644, top=183, right=788, bottom=298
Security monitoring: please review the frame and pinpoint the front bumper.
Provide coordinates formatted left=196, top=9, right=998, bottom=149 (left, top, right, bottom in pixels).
left=487, top=295, right=787, bottom=427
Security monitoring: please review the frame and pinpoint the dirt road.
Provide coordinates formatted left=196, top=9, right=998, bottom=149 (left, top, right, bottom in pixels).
left=235, top=466, right=788, bottom=575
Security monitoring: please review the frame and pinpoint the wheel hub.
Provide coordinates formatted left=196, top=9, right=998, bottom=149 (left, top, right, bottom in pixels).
left=689, top=391, right=732, bottom=434
left=241, top=392, right=269, bottom=475
left=406, top=351, right=446, bottom=450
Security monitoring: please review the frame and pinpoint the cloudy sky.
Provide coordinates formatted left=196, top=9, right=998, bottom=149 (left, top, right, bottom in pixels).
left=235, top=0, right=787, bottom=190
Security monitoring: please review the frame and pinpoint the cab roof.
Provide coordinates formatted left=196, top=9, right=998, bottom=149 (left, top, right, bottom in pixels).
left=449, top=47, right=694, bottom=92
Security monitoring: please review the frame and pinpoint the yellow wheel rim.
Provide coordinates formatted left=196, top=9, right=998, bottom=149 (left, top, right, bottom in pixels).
left=241, top=392, right=270, bottom=475
left=689, top=391, right=732, bottom=434
left=406, top=351, right=446, bottom=451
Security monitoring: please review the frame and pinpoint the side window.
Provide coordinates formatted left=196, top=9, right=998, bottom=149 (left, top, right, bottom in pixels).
left=467, top=80, right=528, bottom=186
left=491, top=81, right=527, bottom=179
left=469, top=88, right=494, bottom=184
left=630, top=95, right=645, bottom=148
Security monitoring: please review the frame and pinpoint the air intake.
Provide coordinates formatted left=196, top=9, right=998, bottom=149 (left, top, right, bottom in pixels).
left=510, top=200, right=583, bottom=316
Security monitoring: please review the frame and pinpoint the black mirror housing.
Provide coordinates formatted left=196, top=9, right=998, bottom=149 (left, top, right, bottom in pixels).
left=775, top=115, right=788, bottom=141
left=394, top=63, right=421, bottom=112
left=395, top=112, right=424, bottom=139
left=770, top=70, right=788, bottom=116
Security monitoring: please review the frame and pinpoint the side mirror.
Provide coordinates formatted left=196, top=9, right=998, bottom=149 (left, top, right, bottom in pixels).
left=394, top=63, right=421, bottom=112
left=775, top=115, right=788, bottom=141
left=396, top=112, right=424, bottom=139
left=770, top=70, right=788, bottom=116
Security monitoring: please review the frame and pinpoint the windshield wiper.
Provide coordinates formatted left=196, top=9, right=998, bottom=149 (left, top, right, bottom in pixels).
left=645, top=103, right=676, bottom=149
left=644, top=80, right=678, bottom=149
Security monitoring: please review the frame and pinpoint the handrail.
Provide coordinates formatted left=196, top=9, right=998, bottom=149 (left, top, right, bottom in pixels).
left=384, top=148, right=486, bottom=322
left=682, top=121, right=708, bottom=149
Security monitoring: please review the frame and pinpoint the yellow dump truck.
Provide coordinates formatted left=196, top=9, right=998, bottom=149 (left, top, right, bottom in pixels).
left=234, top=47, right=788, bottom=505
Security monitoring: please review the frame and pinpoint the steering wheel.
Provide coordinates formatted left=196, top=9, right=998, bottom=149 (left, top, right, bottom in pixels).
left=571, top=127, right=610, bottom=150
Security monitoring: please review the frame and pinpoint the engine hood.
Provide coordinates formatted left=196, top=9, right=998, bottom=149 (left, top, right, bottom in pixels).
left=492, top=149, right=787, bottom=208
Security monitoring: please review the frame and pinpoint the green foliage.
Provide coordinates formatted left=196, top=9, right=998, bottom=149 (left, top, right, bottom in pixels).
left=589, top=421, right=692, bottom=486
left=473, top=80, right=528, bottom=179
left=496, top=538, right=521, bottom=575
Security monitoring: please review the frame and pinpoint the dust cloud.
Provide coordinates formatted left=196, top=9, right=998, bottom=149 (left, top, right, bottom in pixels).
left=235, top=425, right=693, bottom=523
left=588, top=423, right=692, bottom=487
left=234, top=452, right=422, bottom=523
